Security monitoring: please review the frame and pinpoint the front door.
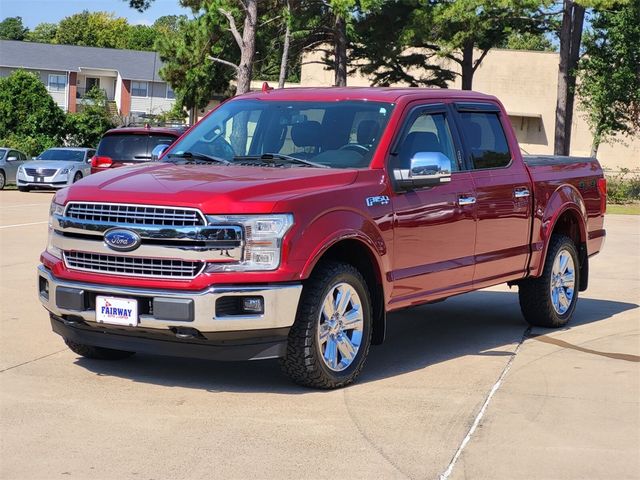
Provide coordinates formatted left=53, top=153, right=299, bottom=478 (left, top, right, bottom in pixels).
left=389, top=103, right=477, bottom=308
left=85, top=77, right=100, bottom=93
left=453, top=103, right=533, bottom=288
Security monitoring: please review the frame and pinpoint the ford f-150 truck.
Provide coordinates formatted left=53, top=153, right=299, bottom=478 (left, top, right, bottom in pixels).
left=38, top=88, right=606, bottom=389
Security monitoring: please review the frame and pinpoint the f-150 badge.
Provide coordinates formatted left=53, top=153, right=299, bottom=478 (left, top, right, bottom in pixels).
left=366, top=196, right=390, bottom=207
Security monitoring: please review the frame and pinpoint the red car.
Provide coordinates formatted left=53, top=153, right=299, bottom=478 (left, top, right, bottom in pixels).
left=90, top=126, right=185, bottom=174
left=39, top=88, right=606, bottom=389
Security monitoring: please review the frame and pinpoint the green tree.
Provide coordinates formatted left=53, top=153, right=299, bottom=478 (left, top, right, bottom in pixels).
left=577, top=2, right=640, bottom=156
left=153, top=15, right=188, bottom=34
left=155, top=10, right=236, bottom=110
left=25, top=22, right=58, bottom=43
left=65, top=87, right=116, bottom=147
left=54, top=11, right=131, bottom=49
left=0, top=70, right=66, bottom=155
left=500, top=31, right=555, bottom=50
left=0, top=16, right=28, bottom=40
left=552, top=0, right=623, bottom=156
left=353, top=0, right=551, bottom=90
left=127, top=24, right=158, bottom=50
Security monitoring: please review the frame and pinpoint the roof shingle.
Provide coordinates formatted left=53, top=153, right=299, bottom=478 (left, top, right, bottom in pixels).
left=0, top=40, right=164, bottom=81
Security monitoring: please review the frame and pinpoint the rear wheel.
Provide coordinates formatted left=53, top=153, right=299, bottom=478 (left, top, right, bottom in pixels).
left=280, top=261, right=372, bottom=389
left=64, top=338, right=135, bottom=360
left=519, top=235, right=579, bottom=328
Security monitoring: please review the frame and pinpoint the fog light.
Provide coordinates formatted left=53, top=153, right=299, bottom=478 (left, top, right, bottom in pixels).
left=39, top=277, right=49, bottom=300
left=242, top=297, right=264, bottom=314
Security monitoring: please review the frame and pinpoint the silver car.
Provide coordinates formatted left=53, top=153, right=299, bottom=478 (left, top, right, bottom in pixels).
left=16, top=147, right=95, bottom=191
left=0, top=147, right=29, bottom=189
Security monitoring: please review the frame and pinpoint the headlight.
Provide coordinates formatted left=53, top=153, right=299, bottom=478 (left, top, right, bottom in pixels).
left=60, top=168, right=70, bottom=174
left=204, top=214, right=293, bottom=272
left=47, top=200, right=64, bottom=259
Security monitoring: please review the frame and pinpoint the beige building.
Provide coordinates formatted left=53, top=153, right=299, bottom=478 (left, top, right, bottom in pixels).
left=299, top=48, right=639, bottom=172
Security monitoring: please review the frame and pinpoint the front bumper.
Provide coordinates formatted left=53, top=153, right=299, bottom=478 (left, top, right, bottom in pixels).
left=38, top=265, right=303, bottom=360
left=17, top=171, right=70, bottom=188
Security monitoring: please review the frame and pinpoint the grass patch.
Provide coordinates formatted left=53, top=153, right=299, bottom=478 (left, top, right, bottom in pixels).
left=607, top=203, right=640, bottom=215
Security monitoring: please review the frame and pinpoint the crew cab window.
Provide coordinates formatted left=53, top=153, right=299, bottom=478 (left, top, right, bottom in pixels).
left=458, top=112, right=511, bottom=169
left=393, top=112, right=458, bottom=171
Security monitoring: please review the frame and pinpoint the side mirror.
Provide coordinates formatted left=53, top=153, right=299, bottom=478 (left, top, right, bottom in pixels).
left=151, top=144, right=170, bottom=161
left=7, top=156, right=18, bottom=162
left=393, top=151, right=452, bottom=190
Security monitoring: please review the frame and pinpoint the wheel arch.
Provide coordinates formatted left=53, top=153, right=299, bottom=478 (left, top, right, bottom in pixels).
left=303, top=236, right=387, bottom=345
left=535, top=189, right=589, bottom=291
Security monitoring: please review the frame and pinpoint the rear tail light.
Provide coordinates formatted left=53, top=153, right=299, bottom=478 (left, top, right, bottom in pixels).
left=597, top=177, right=607, bottom=214
left=91, top=156, right=113, bottom=169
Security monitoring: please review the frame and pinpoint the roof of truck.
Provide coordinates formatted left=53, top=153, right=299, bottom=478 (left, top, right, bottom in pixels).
left=239, top=86, right=497, bottom=103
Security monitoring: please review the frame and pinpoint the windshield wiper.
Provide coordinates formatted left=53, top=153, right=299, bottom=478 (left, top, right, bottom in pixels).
left=253, top=153, right=329, bottom=169
left=167, top=151, right=231, bottom=165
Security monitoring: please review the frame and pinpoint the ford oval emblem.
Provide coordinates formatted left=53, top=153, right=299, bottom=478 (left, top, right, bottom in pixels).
left=104, top=228, right=141, bottom=252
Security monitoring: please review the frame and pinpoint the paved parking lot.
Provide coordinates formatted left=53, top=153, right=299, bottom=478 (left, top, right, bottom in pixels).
left=1, top=190, right=638, bottom=480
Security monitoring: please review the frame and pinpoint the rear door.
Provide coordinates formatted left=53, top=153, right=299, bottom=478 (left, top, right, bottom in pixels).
left=389, top=102, right=477, bottom=307
left=453, top=102, right=533, bottom=288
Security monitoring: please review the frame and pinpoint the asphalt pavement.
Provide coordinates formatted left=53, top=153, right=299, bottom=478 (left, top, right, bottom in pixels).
left=1, top=190, right=638, bottom=480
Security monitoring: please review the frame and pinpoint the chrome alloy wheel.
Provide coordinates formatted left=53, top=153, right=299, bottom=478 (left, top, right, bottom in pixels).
left=317, top=282, right=364, bottom=372
left=550, top=248, right=576, bottom=315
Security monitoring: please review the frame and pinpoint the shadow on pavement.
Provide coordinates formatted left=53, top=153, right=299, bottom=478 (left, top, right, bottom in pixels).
left=74, top=290, right=638, bottom=394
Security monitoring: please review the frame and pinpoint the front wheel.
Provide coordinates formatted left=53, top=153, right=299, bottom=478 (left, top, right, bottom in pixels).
left=72, top=172, right=83, bottom=183
left=0, top=171, right=5, bottom=190
left=18, top=186, right=30, bottom=192
left=64, top=338, right=135, bottom=360
left=280, top=261, right=372, bottom=389
left=519, top=234, right=580, bottom=328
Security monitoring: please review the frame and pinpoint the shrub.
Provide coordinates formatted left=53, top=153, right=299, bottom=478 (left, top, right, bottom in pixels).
left=606, top=168, right=640, bottom=204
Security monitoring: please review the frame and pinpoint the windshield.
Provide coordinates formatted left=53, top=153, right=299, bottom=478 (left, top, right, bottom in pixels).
left=97, top=134, right=177, bottom=162
left=37, top=149, right=85, bottom=161
left=0, top=149, right=6, bottom=159
left=167, top=99, right=394, bottom=169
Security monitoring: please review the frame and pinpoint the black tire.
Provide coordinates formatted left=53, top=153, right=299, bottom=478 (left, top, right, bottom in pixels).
left=73, top=172, right=83, bottom=183
left=18, top=186, right=30, bottom=192
left=0, top=171, right=5, bottom=190
left=64, top=338, right=135, bottom=360
left=519, top=234, right=580, bottom=328
left=280, top=261, right=372, bottom=389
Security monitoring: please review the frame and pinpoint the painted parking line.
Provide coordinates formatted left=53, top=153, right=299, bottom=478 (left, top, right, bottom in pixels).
left=0, top=221, right=48, bottom=229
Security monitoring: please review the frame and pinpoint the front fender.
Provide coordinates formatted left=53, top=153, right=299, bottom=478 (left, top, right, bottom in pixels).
left=288, top=209, right=389, bottom=283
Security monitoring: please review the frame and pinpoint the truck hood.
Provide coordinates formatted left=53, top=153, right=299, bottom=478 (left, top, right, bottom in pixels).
left=57, top=162, right=359, bottom=214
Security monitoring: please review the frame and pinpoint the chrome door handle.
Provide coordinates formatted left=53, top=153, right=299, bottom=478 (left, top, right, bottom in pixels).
left=458, top=196, right=476, bottom=206
left=514, top=187, right=530, bottom=198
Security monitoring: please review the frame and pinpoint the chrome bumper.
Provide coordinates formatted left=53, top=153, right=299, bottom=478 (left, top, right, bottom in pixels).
left=37, top=265, right=302, bottom=333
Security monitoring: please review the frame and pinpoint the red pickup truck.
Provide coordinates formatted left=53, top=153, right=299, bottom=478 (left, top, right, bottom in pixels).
left=39, top=88, right=606, bottom=389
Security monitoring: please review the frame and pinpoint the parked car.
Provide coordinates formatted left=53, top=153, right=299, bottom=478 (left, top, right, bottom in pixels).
left=0, top=147, right=29, bottom=189
left=39, top=88, right=606, bottom=389
left=17, top=147, right=94, bottom=191
left=91, top=126, right=186, bottom=174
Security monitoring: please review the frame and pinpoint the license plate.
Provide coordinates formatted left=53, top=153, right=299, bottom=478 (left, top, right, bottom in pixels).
left=96, top=296, right=138, bottom=326
left=36, top=177, right=44, bottom=182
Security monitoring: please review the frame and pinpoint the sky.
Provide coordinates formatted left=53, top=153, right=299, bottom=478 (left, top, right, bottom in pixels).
left=0, top=0, right=192, bottom=28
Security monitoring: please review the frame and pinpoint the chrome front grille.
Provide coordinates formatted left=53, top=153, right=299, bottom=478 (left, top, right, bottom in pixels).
left=26, top=168, right=57, bottom=176
left=64, top=251, right=205, bottom=279
left=65, top=202, right=206, bottom=227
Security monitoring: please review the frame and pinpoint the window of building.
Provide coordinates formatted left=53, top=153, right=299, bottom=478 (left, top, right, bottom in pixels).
left=131, top=81, right=148, bottom=97
left=458, top=111, right=511, bottom=169
left=48, top=74, right=67, bottom=92
left=166, top=85, right=176, bottom=99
